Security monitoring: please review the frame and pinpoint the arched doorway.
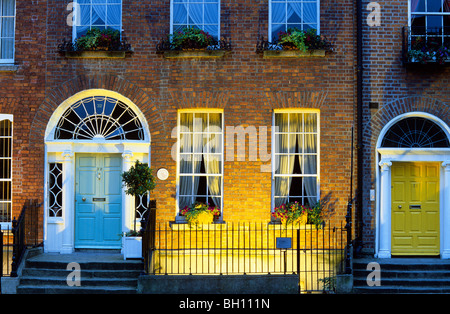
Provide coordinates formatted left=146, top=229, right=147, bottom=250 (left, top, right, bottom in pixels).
left=376, top=112, right=450, bottom=259
left=44, top=89, right=150, bottom=254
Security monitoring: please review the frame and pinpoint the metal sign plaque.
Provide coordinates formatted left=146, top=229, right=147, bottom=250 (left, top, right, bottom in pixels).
left=276, top=237, right=292, bottom=249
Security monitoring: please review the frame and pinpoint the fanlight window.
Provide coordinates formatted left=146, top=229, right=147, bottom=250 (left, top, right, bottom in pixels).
left=54, top=96, right=144, bottom=141
left=381, top=117, right=450, bottom=148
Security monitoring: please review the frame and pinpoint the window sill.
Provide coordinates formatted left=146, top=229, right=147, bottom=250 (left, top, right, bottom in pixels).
left=64, top=50, right=128, bottom=59
left=163, top=50, right=228, bottom=59
left=263, top=49, right=326, bottom=59
left=0, top=64, right=18, bottom=72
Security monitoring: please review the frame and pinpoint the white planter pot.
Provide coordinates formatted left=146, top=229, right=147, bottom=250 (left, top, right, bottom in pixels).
left=123, top=236, right=142, bottom=260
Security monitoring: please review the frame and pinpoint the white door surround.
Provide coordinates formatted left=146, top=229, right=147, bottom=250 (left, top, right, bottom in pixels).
left=43, top=89, right=151, bottom=254
left=375, top=112, right=450, bottom=259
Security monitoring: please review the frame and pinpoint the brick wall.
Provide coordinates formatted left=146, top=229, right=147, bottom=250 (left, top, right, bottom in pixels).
left=360, top=0, right=450, bottom=253
left=2, top=1, right=357, bottom=231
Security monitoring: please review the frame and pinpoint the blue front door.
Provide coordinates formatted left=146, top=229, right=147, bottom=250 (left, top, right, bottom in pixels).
left=75, top=154, right=122, bottom=249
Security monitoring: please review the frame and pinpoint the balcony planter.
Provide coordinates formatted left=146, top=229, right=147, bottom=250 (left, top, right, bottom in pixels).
left=122, top=233, right=142, bottom=260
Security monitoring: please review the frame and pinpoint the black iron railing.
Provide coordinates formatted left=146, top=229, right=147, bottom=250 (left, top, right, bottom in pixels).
left=143, top=221, right=347, bottom=293
left=1, top=200, right=42, bottom=279
left=402, top=26, right=450, bottom=66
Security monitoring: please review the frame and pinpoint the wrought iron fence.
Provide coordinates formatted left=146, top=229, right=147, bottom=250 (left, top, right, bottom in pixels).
left=402, top=26, right=450, bottom=65
left=143, top=221, right=347, bottom=293
left=1, top=200, right=42, bottom=279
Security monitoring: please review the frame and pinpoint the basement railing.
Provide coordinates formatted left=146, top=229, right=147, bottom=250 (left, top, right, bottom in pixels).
left=142, top=220, right=347, bottom=293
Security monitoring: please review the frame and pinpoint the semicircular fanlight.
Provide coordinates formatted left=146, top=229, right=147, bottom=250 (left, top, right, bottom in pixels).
left=54, top=96, right=144, bottom=141
left=381, top=117, right=450, bottom=148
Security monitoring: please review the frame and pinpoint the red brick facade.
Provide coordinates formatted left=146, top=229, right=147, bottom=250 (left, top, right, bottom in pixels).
left=360, top=0, right=450, bottom=255
left=1, top=0, right=357, bottom=249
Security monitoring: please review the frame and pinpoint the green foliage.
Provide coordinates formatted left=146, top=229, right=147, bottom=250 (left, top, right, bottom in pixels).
left=180, top=202, right=220, bottom=226
left=169, top=27, right=215, bottom=50
left=277, top=28, right=331, bottom=52
left=121, top=160, right=156, bottom=197
left=408, top=36, right=450, bottom=64
left=75, top=28, right=121, bottom=51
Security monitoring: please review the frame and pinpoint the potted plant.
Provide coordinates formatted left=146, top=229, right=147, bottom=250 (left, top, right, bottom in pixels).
left=180, top=202, right=221, bottom=227
left=121, top=160, right=156, bottom=259
left=272, top=201, right=323, bottom=229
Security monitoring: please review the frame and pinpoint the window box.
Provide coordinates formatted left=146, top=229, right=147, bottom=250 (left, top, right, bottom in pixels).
left=256, top=28, right=332, bottom=59
left=157, top=27, right=231, bottom=59
left=64, top=50, right=127, bottom=59
left=58, top=28, right=132, bottom=59
left=262, top=49, right=326, bottom=59
left=162, top=50, right=228, bottom=59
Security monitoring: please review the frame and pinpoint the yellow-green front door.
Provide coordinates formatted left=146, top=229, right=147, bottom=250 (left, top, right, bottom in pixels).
left=391, top=162, right=440, bottom=256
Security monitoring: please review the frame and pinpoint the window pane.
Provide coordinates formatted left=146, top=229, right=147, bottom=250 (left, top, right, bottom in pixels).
left=173, top=3, right=187, bottom=24
left=204, top=3, right=218, bottom=24
left=411, top=0, right=425, bottom=12
left=427, top=0, right=443, bottom=12
left=272, top=3, right=286, bottom=23
left=0, top=138, right=11, bottom=157
left=188, top=3, right=203, bottom=25
left=303, top=2, right=317, bottom=24
left=2, top=0, right=14, bottom=16
left=304, top=155, right=317, bottom=174
left=1, top=17, right=14, bottom=37
left=305, top=113, right=317, bottom=132
left=304, top=134, right=317, bottom=153
left=287, top=3, right=301, bottom=24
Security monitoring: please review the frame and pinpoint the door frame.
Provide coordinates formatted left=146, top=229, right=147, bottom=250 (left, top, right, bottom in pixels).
left=375, top=112, right=450, bottom=259
left=43, top=89, right=151, bottom=254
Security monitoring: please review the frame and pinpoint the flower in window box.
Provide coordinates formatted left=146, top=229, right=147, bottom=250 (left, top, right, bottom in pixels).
left=180, top=202, right=220, bottom=226
left=169, top=27, right=215, bottom=51
left=272, top=201, right=323, bottom=228
left=75, top=28, right=122, bottom=51
left=277, top=28, right=331, bottom=52
left=407, top=36, right=450, bottom=65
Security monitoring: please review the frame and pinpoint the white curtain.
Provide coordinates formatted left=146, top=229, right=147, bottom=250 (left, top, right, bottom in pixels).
left=274, top=113, right=317, bottom=207
left=179, top=113, right=193, bottom=209
left=206, top=113, right=221, bottom=208
left=173, top=1, right=219, bottom=39
left=303, top=114, right=317, bottom=206
left=76, top=1, right=121, bottom=37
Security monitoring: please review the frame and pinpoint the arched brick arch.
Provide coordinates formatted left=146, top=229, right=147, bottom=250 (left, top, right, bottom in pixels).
left=363, top=96, right=450, bottom=154
left=29, top=74, right=166, bottom=147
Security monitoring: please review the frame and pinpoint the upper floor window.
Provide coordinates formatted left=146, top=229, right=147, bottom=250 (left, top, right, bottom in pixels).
left=0, top=0, right=15, bottom=63
left=269, top=0, right=319, bottom=41
left=171, top=0, right=220, bottom=40
left=410, top=0, right=450, bottom=45
left=73, top=0, right=122, bottom=39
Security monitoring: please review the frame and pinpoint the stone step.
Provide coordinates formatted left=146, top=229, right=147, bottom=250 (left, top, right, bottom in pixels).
left=352, top=258, right=450, bottom=294
left=17, top=252, right=143, bottom=294
left=17, top=285, right=137, bottom=294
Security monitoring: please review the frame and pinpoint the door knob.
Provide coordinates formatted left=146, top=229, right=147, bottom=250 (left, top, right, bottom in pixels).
left=398, top=205, right=402, bottom=209
left=82, top=197, right=86, bottom=201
